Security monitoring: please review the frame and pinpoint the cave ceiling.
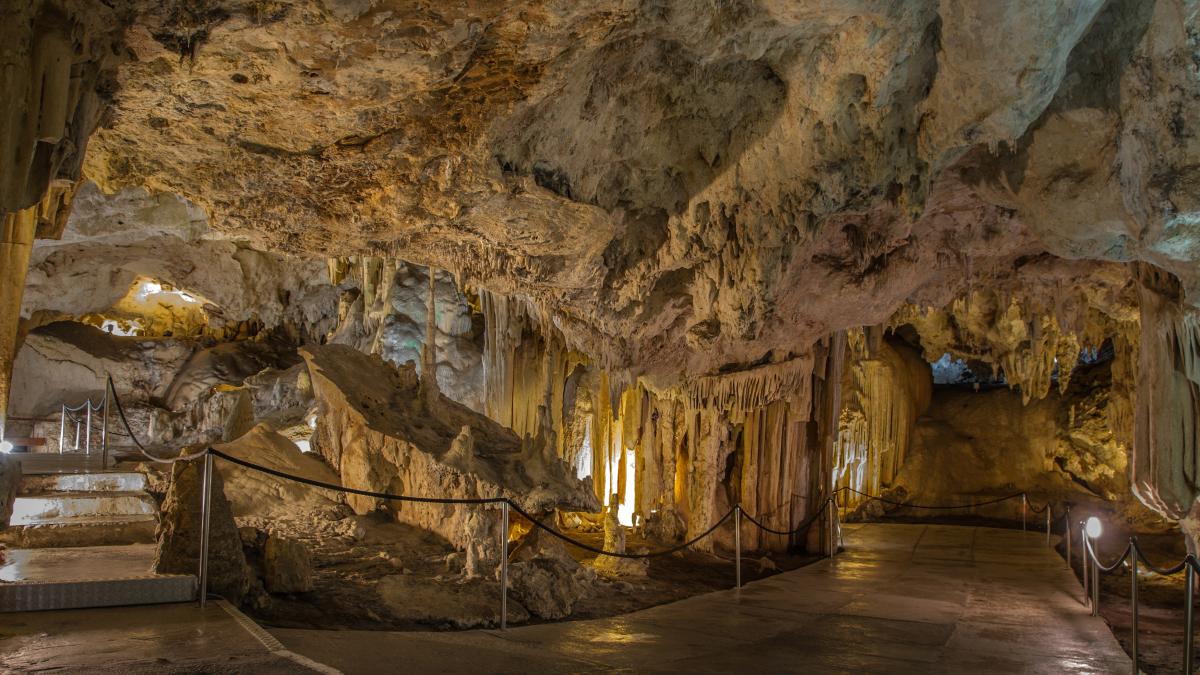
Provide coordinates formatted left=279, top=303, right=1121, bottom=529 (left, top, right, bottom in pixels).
left=65, top=0, right=1200, bottom=388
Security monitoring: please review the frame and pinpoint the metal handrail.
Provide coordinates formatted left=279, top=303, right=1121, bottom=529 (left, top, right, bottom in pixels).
left=1082, top=528, right=1199, bottom=674
left=56, top=382, right=109, bottom=462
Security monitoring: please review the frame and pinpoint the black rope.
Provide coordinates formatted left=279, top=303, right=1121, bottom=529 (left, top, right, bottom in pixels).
left=1130, top=539, right=1192, bottom=576
left=1026, top=499, right=1049, bottom=515
left=209, top=449, right=505, bottom=505
left=840, top=486, right=1025, bottom=510
left=740, top=499, right=829, bottom=536
left=210, top=448, right=841, bottom=559
left=1087, top=538, right=1133, bottom=574
left=508, top=500, right=737, bottom=559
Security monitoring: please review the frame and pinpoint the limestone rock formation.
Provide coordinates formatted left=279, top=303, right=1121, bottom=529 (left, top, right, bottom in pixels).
left=263, top=535, right=314, bottom=594
left=213, top=423, right=342, bottom=522
left=304, top=343, right=599, bottom=572
left=0, top=454, right=20, bottom=528
left=154, top=449, right=251, bottom=603
left=507, top=528, right=593, bottom=620
left=4, top=0, right=1200, bottom=579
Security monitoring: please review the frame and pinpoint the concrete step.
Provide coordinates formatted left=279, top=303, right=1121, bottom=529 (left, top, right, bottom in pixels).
left=19, top=472, right=147, bottom=495
left=0, top=574, right=196, bottom=611
left=0, top=545, right=195, bottom=612
left=10, top=492, right=157, bottom=524
left=0, top=514, right=157, bottom=548
left=10, top=453, right=109, bottom=475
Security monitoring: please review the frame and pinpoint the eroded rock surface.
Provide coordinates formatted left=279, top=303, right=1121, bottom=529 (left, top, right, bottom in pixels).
left=154, top=449, right=252, bottom=603
left=304, top=343, right=599, bottom=572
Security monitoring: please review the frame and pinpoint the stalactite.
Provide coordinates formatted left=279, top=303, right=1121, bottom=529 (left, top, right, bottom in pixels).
left=685, top=356, right=815, bottom=421
left=420, top=265, right=440, bottom=399
left=1130, top=265, right=1200, bottom=525
left=833, top=332, right=932, bottom=508
left=473, top=286, right=846, bottom=552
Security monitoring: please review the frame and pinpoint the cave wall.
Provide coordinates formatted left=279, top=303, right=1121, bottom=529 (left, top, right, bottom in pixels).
left=0, top=0, right=126, bottom=434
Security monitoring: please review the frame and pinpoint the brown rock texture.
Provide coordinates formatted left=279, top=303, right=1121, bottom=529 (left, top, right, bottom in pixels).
left=154, top=451, right=252, bottom=603
left=303, top=343, right=598, bottom=572
left=4, top=0, right=1200, bottom=557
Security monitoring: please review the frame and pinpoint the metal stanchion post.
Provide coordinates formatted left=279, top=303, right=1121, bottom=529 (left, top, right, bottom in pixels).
left=1045, top=508, right=1051, bottom=547
left=198, top=452, right=213, bottom=608
left=58, top=404, right=66, bottom=454
left=1070, top=504, right=1080, bottom=566
left=1130, top=539, right=1138, bottom=675
left=1081, top=524, right=1089, bottom=607
left=735, top=505, right=742, bottom=590
left=74, top=417, right=81, bottom=450
left=500, top=501, right=509, bottom=631
left=101, top=384, right=110, bottom=469
left=85, top=402, right=92, bottom=454
left=828, top=497, right=836, bottom=558
left=833, top=493, right=841, bottom=550
left=1090, top=538, right=1100, bottom=617
left=1186, top=560, right=1195, bottom=675
left=1021, top=494, right=1026, bottom=532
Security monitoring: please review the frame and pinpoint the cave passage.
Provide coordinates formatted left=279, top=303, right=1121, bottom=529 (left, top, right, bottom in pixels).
left=2, top=1, right=1198, bottom=673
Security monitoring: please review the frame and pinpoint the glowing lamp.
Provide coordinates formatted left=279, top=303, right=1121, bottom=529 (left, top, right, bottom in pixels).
left=1085, top=516, right=1102, bottom=539
left=0, top=440, right=12, bottom=454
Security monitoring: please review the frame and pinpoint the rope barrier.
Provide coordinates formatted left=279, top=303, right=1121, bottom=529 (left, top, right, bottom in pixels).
left=509, top=500, right=737, bottom=559
left=1131, top=539, right=1192, bottom=576
left=1086, top=537, right=1133, bottom=574
left=210, top=449, right=819, bottom=559
left=740, top=500, right=829, bottom=536
left=209, top=448, right=505, bottom=506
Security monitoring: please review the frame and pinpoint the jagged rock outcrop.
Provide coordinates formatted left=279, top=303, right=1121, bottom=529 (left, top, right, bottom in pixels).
left=303, top=343, right=599, bottom=573
left=0, top=454, right=20, bottom=529
left=213, top=423, right=342, bottom=522
left=507, top=528, right=593, bottom=620
left=154, top=449, right=252, bottom=603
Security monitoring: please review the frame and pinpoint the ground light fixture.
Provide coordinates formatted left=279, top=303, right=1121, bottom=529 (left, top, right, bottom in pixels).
left=1086, top=516, right=1103, bottom=539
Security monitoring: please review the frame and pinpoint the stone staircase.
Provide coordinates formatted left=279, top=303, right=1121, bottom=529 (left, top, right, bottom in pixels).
left=0, top=457, right=196, bottom=611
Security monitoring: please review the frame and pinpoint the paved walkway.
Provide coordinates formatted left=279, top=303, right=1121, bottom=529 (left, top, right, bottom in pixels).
left=0, top=600, right=329, bottom=673
left=272, top=523, right=1131, bottom=674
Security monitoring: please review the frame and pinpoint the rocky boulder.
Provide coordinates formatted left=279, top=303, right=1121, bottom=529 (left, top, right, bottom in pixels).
left=153, top=448, right=252, bottom=603
left=263, top=536, right=313, bottom=594
left=303, top=344, right=599, bottom=573
left=508, top=528, right=593, bottom=620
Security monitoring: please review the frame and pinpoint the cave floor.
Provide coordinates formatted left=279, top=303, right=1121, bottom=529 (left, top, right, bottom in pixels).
left=266, top=523, right=1131, bottom=674
left=0, top=523, right=1130, bottom=673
